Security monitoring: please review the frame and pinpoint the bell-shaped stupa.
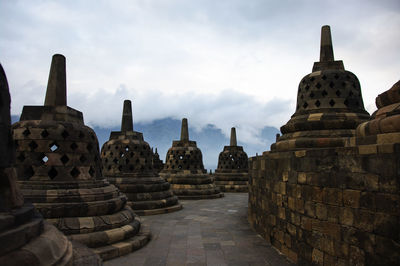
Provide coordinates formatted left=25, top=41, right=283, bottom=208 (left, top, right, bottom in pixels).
left=159, top=118, right=223, bottom=199
left=214, top=128, right=249, bottom=192
left=272, top=25, right=370, bottom=151
left=12, top=54, right=150, bottom=261
left=152, top=148, right=164, bottom=174
left=0, top=62, right=85, bottom=265
left=100, top=100, right=182, bottom=215
left=353, top=80, right=400, bottom=145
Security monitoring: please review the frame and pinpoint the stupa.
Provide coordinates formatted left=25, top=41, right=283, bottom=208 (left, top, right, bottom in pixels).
left=272, top=25, right=370, bottom=151
left=0, top=62, right=77, bottom=265
left=100, top=100, right=182, bottom=215
left=12, top=54, right=150, bottom=261
left=354, top=80, right=400, bottom=142
left=214, top=127, right=249, bottom=192
left=159, top=118, right=223, bottom=199
left=151, top=148, right=164, bottom=174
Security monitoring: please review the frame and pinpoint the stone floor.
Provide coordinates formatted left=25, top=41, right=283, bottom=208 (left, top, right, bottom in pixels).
left=105, top=193, right=294, bottom=266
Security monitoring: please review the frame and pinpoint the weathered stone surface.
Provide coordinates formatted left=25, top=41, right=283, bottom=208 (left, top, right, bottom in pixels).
left=214, top=127, right=249, bottom=192
left=248, top=26, right=400, bottom=266
left=101, top=100, right=182, bottom=215
left=0, top=62, right=80, bottom=266
left=12, top=54, right=150, bottom=261
left=160, top=118, right=223, bottom=199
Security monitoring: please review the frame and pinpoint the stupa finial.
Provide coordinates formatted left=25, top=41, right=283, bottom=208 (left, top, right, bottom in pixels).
left=320, top=25, right=334, bottom=62
left=180, top=118, right=189, bottom=141
left=44, top=54, right=67, bottom=106
left=121, top=100, right=133, bottom=132
left=230, top=127, right=237, bottom=146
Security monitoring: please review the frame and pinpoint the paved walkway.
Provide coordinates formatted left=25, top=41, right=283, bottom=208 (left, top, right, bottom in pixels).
left=105, top=193, right=294, bottom=266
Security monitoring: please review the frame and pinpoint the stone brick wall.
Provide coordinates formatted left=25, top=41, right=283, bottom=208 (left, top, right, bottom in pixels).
left=248, top=145, right=400, bottom=265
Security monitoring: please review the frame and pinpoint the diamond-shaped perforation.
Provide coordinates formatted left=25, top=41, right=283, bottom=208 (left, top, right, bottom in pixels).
left=349, top=91, right=354, bottom=97
left=322, top=75, right=327, bottom=80
left=78, top=131, right=85, bottom=139
left=25, top=166, right=35, bottom=179
left=322, top=90, right=328, bottom=97
left=70, top=142, right=78, bottom=151
left=315, top=100, right=321, bottom=107
left=29, top=141, right=38, bottom=151
left=79, top=155, right=87, bottom=163
left=41, top=130, right=49, bottom=138
left=89, top=167, right=95, bottom=177
left=23, top=128, right=31, bottom=137
left=329, top=82, right=335, bottom=88
left=48, top=167, right=58, bottom=179
left=316, top=83, right=321, bottom=89
left=70, top=167, right=80, bottom=178
left=60, top=154, right=69, bottom=165
left=113, top=158, right=119, bottom=164
left=41, top=154, right=49, bottom=163
left=309, top=92, right=315, bottom=98
left=61, top=130, right=69, bottom=139
left=329, top=99, right=336, bottom=107
left=17, top=153, right=26, bottom=162
left=302, top=102, right=308, bottom=109
left=50, top=142, right=59, bottom=152
left=344, top=99, right=349, bottom=107
left=87, top=143, right=93, bottom=151
left=335, top=90, right=341, bottom=97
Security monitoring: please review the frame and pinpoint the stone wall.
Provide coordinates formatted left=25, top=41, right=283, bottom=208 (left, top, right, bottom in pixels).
left=248, top=145, right=400, bottom=265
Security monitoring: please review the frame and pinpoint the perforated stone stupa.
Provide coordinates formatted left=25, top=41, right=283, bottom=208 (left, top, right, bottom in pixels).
left=160, top=118, right=223, bottom=199
left=214, top=128, right=249, bottom=192
left=100, top=100, right=182, bottom=215
left=151, top=148, right=164, bottom=174
left=0, top=62, right=77, bottom=266
left=272, top=25, right=370, bottom=151
left=12, top=54, right=150, bottom=261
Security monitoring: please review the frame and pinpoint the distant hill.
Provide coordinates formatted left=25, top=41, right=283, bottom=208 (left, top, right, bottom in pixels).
left=11, top=115, right=279, bottom=170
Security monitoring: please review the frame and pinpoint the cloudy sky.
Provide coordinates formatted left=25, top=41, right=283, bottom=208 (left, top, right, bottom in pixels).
left=1, top=0, right=399, bottom=145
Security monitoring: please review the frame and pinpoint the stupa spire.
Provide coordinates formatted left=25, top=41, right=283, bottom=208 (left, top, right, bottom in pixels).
left=44, top=54, right=67, bottom=106
left=121, top=100, right=133, bottom=132
left=230, top=127, right=237, bottom=146
left=320, top=25, right=334, bottom=62
left=180, top=118, right=189, bottom=141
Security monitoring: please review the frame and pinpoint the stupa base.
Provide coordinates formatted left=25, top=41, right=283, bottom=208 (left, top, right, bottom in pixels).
left=92, top=223, right=151, bottom=261
left=129, top=202, right=183, bottom=215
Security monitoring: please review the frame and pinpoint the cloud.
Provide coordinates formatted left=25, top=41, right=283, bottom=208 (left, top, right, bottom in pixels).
left=1, top=0, right=399, bottom=141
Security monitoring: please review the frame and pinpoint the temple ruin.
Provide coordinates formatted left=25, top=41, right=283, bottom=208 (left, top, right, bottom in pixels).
left=159, top=118, right=223, bottom=199
left=248, top=25, right=399, bottom=265
left=100, top=100, right=182, bottom=215
left=11, top=54, right=151, bottom=261
left=214, top=127, right=249, bottom=192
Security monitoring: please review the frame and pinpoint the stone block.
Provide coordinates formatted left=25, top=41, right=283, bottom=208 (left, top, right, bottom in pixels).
left=295, top=199, right=305, bottom=214
left=373, top=213, right=398, bottom=239
left=312, top=186, right=324, bottom=203
left=340, top=207, right=354, bottom=226
left=315, top=203, right=327, bottom=220
left=298, top=172, right=307, bottom=184
left=375, top=193, right=399, bottom=215
left=349, top=245, right=365, bottom=266
left=326, top=205, right=340, bottom=223
left=304, top=201, right=316, bottom=218
left=323, top=188, right=342, bottom=206
left=353, top=209, right=374, bottom=232
left=359, top=192, right=376, bottom=211
left=343, top=190, right=360, bottom=208
left=311, top=248, right=324, bottom=266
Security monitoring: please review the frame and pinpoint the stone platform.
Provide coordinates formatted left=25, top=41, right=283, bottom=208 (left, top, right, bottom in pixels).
left=105, top=193, right=294, bottom=266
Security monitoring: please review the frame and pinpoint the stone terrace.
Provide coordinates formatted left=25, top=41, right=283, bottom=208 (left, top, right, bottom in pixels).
left=105, top=193, right=294, bottom=266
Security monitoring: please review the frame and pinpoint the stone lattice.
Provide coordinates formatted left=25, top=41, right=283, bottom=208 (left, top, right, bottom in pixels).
left=0, top=62, right=83, bottom=266
left=12, top=54, right=150, bottom=261
left=247, top=26, right=399, bottom=265
left=100, top=100, right=182, bottom=215
left=159, top=118, right=223, bottom=199
left=214, top=127, right=249, bottom=192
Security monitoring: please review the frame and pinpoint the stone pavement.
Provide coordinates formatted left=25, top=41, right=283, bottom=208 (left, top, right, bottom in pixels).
left=105, top=193, right=294, bottom=266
